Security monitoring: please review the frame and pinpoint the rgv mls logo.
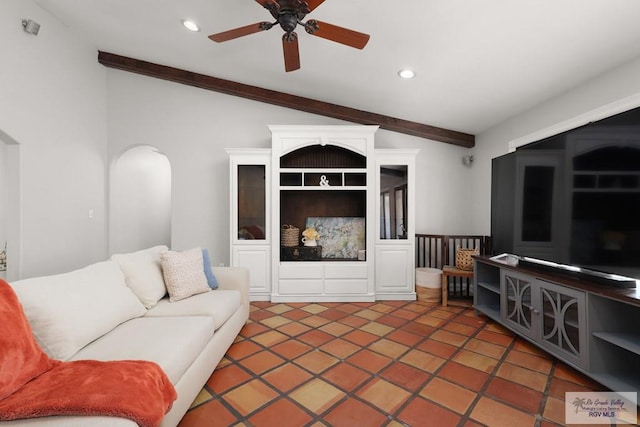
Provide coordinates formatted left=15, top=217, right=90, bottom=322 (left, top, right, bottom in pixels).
left=566, top=391, right=637, bottom=424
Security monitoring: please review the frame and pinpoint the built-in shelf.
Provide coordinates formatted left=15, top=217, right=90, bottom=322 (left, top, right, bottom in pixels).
left=475, top=260, right=503, bottom=323
left=475, top=304, right=500, bottom=322
left=280, top=186, right=367, bottom=191
left=477, top=281, right=500, bottom=294
left=280, top=169, right=367, bottom=188
left=589, top=373, right=640, bottom=395
left=592, top=332, right=640, bottom=354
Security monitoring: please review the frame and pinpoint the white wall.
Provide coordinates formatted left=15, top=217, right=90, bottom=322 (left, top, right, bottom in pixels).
left=0, top=133, right=21, bottom=281
left=375, top=129, right=475, bottom=234
left=0, top=141, right=6, bottom=252
left=470, top=57, right=640, bottom=236
left=0, top=140, right=7, bottom=279
left=105, top=70, right=472, bottom=265
left=0, top=1, right=109, bottom=278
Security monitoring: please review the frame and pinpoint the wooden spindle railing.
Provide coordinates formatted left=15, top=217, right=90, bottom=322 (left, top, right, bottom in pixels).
left=415, top=234, right=492, bottom=299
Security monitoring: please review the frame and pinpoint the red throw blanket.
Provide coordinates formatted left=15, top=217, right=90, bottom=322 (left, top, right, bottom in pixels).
left=0, top=279, right=177, bottom=427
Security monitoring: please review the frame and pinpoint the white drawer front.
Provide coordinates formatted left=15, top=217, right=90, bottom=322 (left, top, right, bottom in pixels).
left=279, top=279, right=323, bottom=294
left=325, top=263, right=368, bottom=279
left=279, top=263, right=323, bottom=279
left=325, top=279, right=368, bottom=294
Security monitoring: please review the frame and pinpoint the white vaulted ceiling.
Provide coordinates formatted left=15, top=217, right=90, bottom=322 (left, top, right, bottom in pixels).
left=33, top=0, right=640, bottom=137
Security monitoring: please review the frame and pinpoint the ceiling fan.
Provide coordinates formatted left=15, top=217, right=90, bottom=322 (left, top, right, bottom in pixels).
left=208, top=0, right=370, bottom=72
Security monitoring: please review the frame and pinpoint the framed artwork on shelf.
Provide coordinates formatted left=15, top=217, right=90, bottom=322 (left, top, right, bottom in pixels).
left=305, top=217, right=365, bottom=260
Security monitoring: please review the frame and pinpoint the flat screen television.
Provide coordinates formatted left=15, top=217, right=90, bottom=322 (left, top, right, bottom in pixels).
left=491, top=106, right=640, bottom=287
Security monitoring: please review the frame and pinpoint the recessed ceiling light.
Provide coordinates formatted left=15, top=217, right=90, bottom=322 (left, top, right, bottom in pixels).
left=398, top=69, right=415, bottom=79
left=182, top=20, right=200, bottom=32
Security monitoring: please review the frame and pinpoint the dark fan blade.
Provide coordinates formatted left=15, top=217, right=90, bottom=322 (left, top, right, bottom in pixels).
left=307, top=20, right=370, bottom=49
left=209, top=22, right=268, bottom=42
left=306, top=0, right=327, bottom=12
left=255, top=0, right=280, bottom=18
left=282, top=34, right=301, bottom=72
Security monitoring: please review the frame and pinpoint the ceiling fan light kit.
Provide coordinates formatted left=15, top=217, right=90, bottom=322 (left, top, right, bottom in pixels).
left=208, top=0, right=370, bottom=72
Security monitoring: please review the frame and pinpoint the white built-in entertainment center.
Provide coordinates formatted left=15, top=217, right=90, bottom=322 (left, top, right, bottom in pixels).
left=227, top=125, right=419, bottom=302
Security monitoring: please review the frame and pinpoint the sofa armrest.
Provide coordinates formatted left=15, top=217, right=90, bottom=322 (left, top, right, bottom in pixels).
left=211, top=266, right=250, bottom=311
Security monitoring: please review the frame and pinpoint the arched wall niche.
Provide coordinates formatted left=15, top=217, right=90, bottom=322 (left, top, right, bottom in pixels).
left=109, top=145, right=172, bottom=254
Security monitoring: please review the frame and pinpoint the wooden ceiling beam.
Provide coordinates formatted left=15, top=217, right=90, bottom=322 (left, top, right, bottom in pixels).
left=98, top=51, right=474, bottom=148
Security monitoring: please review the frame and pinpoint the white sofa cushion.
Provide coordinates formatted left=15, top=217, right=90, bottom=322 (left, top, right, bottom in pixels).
left=145, top=290, right=242, bottom=330
left=70, top=316, right=215, bottom=384
left=160, top=248, right=210, bottom=302
left=111, top=245, right=168, bottom=308
left=10, top=261, right=146, bottom=361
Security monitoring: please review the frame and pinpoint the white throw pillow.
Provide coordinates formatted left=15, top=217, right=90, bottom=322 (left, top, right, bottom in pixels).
left=111, top=245, right=168, bottom=308
left=10, top=260, right=147, bottom=360
left=161, top=247, right=210, bottom=302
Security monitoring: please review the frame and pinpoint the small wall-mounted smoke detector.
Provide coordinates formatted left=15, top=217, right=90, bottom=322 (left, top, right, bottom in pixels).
left=462, top=155, right=474, bottom=166
left=22, top=19, right=40, bottom=35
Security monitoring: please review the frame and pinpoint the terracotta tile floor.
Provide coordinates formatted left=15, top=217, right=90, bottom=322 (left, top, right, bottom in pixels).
left=178, top=300, right=608, bottom=427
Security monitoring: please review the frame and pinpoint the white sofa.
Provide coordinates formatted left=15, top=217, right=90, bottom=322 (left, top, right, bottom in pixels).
left=4, top=246, right=250, bottom=427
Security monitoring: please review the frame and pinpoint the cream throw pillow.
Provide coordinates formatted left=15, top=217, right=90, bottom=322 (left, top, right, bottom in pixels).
left=111, top=245, right=168, bottom=308
left=161, top=247, right=210, bottom=302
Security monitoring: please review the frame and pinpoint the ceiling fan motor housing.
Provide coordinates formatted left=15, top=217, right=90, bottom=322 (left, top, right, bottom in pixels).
left=279, top=12, right=299, bottom=33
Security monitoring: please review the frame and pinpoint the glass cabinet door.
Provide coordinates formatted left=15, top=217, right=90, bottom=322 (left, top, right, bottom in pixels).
left=503, top=272, right=535, bottom=337
left=380, top=165, right=408, bottom=239
left=237, top=165, right=266, bottom=240
left=227, top=148, right=271, bottom=301
left=538, top=280, right=586, bottom=366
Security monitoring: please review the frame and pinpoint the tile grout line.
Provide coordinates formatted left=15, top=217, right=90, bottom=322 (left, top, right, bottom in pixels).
left=308, top=300, right=434, bottom=424
left=422, top=308, right=497, bottom=427
left=241, top=302, right=398, bottom=424
left=180, top=301, right=600, bottom=427
left=456, top=316, right=521, bottom=426
left=236, top=301, right=478, bottom=425
left=363, top=302, right=466, bottom=424
left=203, top=303, right=485, bottom=424
left=535, top=359, right=559, bottom=427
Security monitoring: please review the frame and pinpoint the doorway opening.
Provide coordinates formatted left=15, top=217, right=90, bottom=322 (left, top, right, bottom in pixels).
left=0, top=129, right=21, bottom=281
